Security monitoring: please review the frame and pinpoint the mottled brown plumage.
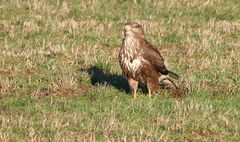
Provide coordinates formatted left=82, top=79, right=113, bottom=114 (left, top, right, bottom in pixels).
left=119, top=22, right=179, bottom=98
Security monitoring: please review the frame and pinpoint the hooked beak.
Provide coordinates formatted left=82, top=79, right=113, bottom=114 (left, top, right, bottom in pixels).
left=125, top=25, right=131, bottom=31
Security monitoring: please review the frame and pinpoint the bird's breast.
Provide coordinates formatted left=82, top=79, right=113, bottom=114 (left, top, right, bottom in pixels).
left=124, top=58, right=142, bottom=72
left=119, top=48, right=145, bottom=74
left=119, top=35, right=146, bottom=79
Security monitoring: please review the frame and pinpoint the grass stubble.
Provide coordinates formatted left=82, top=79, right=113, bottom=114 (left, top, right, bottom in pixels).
left=0, top=0, right=240, bottom=141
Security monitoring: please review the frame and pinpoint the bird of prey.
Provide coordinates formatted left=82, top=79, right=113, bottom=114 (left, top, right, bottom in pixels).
left=119, top=22, right=179, bottom=99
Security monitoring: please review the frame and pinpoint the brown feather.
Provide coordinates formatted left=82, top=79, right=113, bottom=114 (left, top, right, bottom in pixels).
left=119, top=22, right=179, bottom=97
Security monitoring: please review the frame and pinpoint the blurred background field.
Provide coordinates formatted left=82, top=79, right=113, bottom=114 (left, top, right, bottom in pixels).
left=0, top=0, right=240, bottom=141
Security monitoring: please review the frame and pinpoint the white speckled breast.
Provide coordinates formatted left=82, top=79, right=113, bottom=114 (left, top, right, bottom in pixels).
left=119, top=34, right=145, bottom=79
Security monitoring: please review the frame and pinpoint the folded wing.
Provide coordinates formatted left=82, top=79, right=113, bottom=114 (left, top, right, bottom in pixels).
left=142, top=42, right=169, bottom=75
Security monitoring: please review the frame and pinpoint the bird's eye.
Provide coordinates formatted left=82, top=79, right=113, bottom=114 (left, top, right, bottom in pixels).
left=133, top=25, right=140, bottom=28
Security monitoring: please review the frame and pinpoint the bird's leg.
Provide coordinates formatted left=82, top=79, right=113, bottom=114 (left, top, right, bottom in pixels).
left=128, top=78, right=138, bottom=99
left=133, top=88, right=137, bottom=99
left=147, top=79, right=156, bottom=99
left=148, top=88, right=152, bottom=98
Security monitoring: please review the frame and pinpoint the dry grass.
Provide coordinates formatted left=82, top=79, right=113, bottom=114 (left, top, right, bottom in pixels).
left=0, top=0, right=240, bottom=141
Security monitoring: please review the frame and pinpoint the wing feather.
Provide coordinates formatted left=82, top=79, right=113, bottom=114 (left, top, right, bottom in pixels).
left=142, top=42, right=169, bottom=75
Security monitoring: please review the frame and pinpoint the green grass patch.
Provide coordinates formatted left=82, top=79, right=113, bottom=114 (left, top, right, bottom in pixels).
left=0, top=0, right=239, bottom=141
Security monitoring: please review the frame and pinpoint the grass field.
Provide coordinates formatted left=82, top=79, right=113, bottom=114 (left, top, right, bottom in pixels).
left=0, top=0, right=240, bottom=141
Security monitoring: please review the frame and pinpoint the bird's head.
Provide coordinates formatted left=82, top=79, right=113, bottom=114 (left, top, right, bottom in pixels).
left=124, top=22, right=145, bottom=38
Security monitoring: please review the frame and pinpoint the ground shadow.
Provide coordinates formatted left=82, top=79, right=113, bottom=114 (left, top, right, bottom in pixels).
left=82, top=66, right=181, bottom=96
left=82, top=66, right=131, bottom=93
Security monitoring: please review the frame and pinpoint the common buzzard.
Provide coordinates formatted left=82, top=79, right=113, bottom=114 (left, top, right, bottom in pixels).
left=119, top=22, right=179, bottom=99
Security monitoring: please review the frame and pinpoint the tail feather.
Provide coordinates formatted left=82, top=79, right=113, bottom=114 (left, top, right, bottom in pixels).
left=168, top=70, right=179, bottom=80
